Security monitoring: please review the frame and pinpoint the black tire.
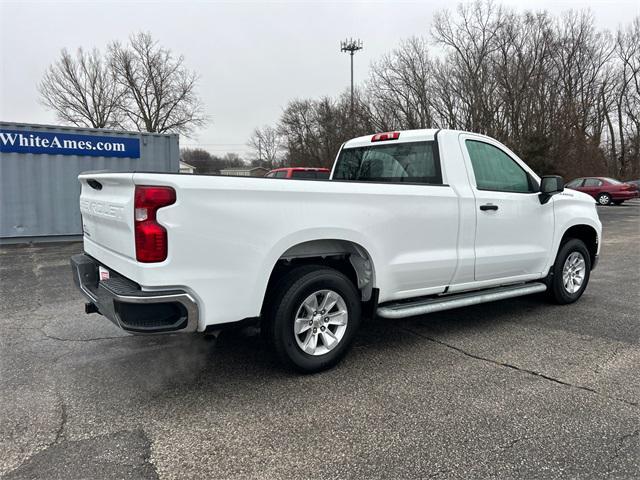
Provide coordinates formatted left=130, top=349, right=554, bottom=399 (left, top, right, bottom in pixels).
left=547, top=238, right=591, bottom=305
left=597, top=193, right=612, bottom=206
left=263, top=265, right=362, bottom=373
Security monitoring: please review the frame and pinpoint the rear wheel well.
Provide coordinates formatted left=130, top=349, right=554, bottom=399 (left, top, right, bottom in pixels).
left=560, top=225, right=598, bottom=267
left=262, top=240, right=375, bottom=315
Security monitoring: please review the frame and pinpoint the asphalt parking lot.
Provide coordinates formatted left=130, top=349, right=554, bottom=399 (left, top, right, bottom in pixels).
left=1, top=202, right=638, bottom=480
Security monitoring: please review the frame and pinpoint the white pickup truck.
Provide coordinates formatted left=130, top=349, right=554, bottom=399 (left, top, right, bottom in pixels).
left=71, top=129, right=601, bottom=372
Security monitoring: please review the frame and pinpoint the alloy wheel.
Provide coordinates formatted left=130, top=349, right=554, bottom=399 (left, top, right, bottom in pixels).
left=562, top=251, right=586, bottom=294
left=293, top=289, right=348, bottom=356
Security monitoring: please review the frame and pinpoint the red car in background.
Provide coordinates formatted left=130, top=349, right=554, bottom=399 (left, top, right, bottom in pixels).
left=565, top=177, right=639, bottom=205
left=265, top=167, right=330, bottom=180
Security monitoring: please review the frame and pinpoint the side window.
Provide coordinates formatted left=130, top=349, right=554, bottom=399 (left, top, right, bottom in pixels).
left=265, top=172, right=275, bottom=178
left=274, top=171, right=288, bottom=178
left=465, top=140, right=534, bottom=193
left=566, top=179, right=583, bottom=188
left=583, top=178, right=602, bottom=187
left=333, top=141, right=442, bottom=184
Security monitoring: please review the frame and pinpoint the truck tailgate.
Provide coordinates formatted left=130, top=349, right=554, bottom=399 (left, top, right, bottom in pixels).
left=79, top=173, right=135, bottom=260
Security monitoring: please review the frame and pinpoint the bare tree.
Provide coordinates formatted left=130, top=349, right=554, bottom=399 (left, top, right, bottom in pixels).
left=368, top=37, right=434, bottom=130
left=260, top=3, right=637, bottom=178
left=607, top=17, right=640, bottom=177
left=181, top=148, right=246, bottom=173
left=248, top=126, right=283, bottom=168
left=278, top=99, right=323, bottom=167
left=428, top=2, right=613, bottom=176
left=180, top=148, right=215, bottom=173
left=432, top=0, right=506, bottom=134
left=39, top=48, right=123, bottom=128
left=109, top=32, right=206, bottom=136
left=277, top=93, right=372, bottom=168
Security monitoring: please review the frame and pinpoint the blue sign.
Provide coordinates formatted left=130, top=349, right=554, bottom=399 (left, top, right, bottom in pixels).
left=0, top=129, right=140, bottom=158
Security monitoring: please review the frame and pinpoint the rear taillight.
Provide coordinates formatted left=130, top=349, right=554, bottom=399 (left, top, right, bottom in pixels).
left=371, top=131, right=400, bottom=142
left=134, top=186, right=176, bottom=263
left=622, top=183, right=635, bottom=190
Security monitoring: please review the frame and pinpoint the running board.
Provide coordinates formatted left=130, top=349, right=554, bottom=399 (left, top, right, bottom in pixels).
left=376, top=282, right=547, bottom=319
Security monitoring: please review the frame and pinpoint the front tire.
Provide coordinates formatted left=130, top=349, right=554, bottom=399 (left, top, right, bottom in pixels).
left=548, top=238, right=591, bottom=305
left=597, top=193, right=611, bottom=206
left=263, top=265, right=362, bottom=373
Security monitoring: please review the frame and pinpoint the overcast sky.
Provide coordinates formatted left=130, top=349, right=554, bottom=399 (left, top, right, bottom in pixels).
left=1, top=0, right=638, bottom=157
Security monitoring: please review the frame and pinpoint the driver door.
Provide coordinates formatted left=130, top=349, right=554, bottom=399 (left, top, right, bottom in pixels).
left=459, top=134, right=555, bottom=282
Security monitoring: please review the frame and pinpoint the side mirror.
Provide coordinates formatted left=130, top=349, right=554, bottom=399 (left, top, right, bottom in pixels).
left=539, top=175, right=564, bottom=204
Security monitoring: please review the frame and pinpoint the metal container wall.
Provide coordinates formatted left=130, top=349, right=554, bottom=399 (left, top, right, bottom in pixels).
left=0, top=122, right=179, bottom=240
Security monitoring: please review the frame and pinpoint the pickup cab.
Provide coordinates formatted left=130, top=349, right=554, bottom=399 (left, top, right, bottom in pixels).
left=71, top=129, right=602, bottom=372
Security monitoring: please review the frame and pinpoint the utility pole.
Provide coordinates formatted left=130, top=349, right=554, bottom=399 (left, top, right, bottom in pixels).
left=340, top=38, right=363, bottom=114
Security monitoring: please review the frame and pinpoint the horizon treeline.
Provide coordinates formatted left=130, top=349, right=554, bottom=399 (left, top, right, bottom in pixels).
left=260, top=2, right=639, bottom=180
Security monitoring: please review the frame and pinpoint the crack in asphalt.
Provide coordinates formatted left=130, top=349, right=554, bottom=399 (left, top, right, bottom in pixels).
left=38, top=316, right=128, bottom=343
left=39, top=329, right=126, bottom=342
left=610, top=430, right=639, bottom=460
left=143, top=432, right=160, bottom=480
left=496, top=436, right=526, bottom=451
left=2, top=429, right=160, bottom=480
left=401, top=327, right=639, bottom=409
left=3, top=395, right=70, bottom=477
left=593, top=342, right=623, bottom=376
left=53, top=398, right=67, bottom=444
left=427, top=468, right=451, bottom=478
left=605, top=429, right=640, bottom=473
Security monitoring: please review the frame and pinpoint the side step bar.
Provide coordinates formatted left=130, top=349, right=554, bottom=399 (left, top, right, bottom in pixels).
left=376, top=282, right=547, bottom=319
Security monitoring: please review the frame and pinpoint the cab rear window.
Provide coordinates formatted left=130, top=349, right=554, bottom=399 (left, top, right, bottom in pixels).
left=332, top=141, right=442, bottom=185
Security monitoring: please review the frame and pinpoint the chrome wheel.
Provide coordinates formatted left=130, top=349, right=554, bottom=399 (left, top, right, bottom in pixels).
left=562, top=252, right=586, bottom=294
left=293, top=289, right=348, bottom=356
left=598, top=194, right=610, bottom=205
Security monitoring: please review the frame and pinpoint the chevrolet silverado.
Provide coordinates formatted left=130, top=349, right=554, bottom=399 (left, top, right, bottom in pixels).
left=71, top=129, right=602, bottom=372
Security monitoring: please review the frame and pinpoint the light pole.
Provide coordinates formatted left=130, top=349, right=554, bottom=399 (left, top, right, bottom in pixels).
left=340, top=38, right=363, bottom=114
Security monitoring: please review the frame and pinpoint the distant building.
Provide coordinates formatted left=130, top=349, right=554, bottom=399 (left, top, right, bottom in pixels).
left=219, top=166, right=269, bottom=177
left=179, top=160, right=195, bottom=174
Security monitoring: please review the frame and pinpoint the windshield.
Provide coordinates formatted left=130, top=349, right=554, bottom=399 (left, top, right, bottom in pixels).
left=332, top=141, right=442, bottom=184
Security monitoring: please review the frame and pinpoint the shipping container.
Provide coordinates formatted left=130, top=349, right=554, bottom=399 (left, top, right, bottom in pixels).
left=0, top=121, right=179, bottom=242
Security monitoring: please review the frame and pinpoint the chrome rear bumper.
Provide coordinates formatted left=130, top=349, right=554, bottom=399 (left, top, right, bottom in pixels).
left=70, top=254, right=199, bottom=334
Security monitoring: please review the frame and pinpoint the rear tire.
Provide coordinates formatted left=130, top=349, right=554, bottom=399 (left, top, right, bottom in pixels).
left=548, top=238, right=591, bottom=305
left=597, top=193, right=611, bottom=206
left=263, top=265, right=362, bottom=373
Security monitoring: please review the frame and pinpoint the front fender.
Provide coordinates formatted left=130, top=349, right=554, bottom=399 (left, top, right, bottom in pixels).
left=544, top=192, right=602, bottom=272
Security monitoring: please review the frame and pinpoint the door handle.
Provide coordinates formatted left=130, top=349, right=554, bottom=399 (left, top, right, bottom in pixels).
left=480, top=204, right=499, bottom=211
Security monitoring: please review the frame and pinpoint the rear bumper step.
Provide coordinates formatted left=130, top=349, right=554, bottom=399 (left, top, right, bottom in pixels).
left=71, top=254, right=199, bottom=334
left=376, top=282, right=547, bottom=319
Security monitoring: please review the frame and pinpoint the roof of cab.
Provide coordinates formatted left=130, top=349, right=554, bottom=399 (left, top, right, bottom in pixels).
left=343, top=129, right=440, bottom=149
